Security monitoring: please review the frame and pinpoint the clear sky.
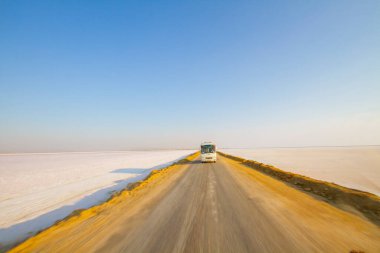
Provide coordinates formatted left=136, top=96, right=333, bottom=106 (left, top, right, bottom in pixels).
left=1, top=0, right=379, bottom=152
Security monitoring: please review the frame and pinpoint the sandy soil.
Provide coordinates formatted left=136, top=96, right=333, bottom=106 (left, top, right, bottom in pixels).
left=0, top=150, right=194, bottom=247
left=221, top=146, right=380, bottom=196
left=9, top=154, right=380, bottom=253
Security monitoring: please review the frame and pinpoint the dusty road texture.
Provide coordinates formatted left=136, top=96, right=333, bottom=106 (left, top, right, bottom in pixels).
left=9, top=153, right=380, bottom=253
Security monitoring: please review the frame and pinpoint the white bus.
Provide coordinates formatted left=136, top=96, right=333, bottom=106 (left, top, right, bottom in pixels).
left=201, top=142, right=217, bottom=163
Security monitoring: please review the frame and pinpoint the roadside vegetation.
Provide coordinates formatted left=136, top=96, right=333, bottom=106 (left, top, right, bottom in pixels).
left=7, top=152, right=199, bottom=253
left=219, top=152, right=380, bottom=226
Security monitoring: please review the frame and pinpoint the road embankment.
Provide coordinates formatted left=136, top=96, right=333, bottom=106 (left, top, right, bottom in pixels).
left=218, top=151, right=380, bottom=226
left=6, top=152, right=199, bottom=253
left=7, top=153, right=380, bottom=252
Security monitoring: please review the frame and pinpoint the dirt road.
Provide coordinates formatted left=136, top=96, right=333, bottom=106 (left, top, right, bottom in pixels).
left=10, top=154, right=380, bottom=253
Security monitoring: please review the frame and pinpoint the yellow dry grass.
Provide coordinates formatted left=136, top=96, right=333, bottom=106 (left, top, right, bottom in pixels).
left=9, top=152, right=199, bottom=253
left=218, top=151, right=380, bottom=226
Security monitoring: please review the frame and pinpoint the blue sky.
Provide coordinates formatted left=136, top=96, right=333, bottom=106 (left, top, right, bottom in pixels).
left=1, top=0, right=379, bottom=152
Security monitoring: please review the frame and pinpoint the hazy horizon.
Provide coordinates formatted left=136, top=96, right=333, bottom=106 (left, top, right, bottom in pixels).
left=1, top=1, right=379, bottom=153
left=1, top=145, right=380, bottom=155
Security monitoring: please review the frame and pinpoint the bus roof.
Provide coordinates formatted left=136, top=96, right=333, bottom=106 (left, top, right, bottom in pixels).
left=201, top=142, right=215, bottom=146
